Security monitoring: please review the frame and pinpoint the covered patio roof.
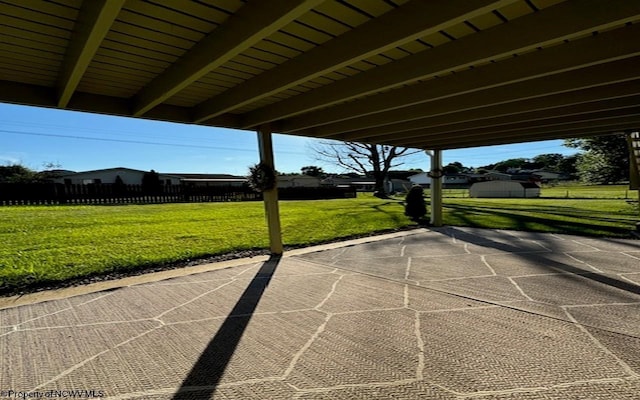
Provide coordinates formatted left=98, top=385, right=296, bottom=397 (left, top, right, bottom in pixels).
left=2, top=0, right=640, bottom=150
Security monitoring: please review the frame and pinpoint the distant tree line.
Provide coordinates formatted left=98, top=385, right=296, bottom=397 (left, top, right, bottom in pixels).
left=472, top=153, right=578, bottom=177
left=0, top=164, right=60, bottom=183
left=440, top=133, right=630, bottom=185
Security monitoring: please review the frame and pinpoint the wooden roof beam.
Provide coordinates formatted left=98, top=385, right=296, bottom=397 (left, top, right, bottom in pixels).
left=372, top=124, right=639, bottom=150
left=414, top=126, right=639, bottom=150
left=192, top=0, right=517, bottom=124
left=57, top=0, right=125, bottom=108
left=242, top=0, right=640, bottom=129
left=338, top=81, right=640, bottom=140
left=396, top=107, right=640, bottom=148
left=132, top=0, right=325, bottom=117
left=406, top=119, right=640, bottom=150
left=367, top=96, right=640, bottom=144
left=279, top=22, right=640, bottom=133
left=305, top=56, right=640, bottom=138
left=0, top=79, right=202, bottom=127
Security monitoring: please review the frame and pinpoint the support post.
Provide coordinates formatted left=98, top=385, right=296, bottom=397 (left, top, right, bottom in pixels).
left=430, top=149, right=443, bottom=227
left=627, top=131, right=640, bottom=221
left=257, top=125, right=283, bottom=254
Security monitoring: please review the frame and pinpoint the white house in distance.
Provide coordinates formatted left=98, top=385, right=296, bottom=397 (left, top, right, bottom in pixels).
left=531, top=170, right=563, bottom=182
left=53, top=167, right=182, bottom=185
left=174, top=173, right=247, bottom=187
left=469, top=181, right=541, bottom=198
left=485, top=171, right=512, bottom=181
left=321, top=176, right=376, bottom=191
left=409, top=172, right=471, bottom=188
left=408, top=172, right=432, bottom=187
left=277, top=175, right=321, bottom=188
left=53, top=168, right=248, bottom=186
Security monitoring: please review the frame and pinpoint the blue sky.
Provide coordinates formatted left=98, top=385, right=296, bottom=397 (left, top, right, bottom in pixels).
left=1, top=103, right=579, bottom=175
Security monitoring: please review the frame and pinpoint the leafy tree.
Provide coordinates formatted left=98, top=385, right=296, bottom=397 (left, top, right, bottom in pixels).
left=300, top=165, right=325, bottom=177
left=313, top=141, right=421, bottom=197
left=556, top=154, right=578, bottom=178
left=442, top=162, right=465, bottom=174
left=0, top=164, right=39, bottom=183
left=493, top=158, right=530, bottom=172
left=532, top=153, right=565, bottom=171
left=404, top=185, right=426, bottom=222
left=142, top=169, right=162, bottom=192
left=564, top=133, right=629, bottom=184
left=114, top=175, right=126, bottom=195
left=37, top=162, right=67, bottom=182
left=42, top=161, right=62, bottom=170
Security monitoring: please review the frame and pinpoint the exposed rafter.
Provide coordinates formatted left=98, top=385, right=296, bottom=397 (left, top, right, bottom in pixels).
left=57, top=0, right=125, bottom=108
left=339, top=81, right=640, bottom=140
left=368, top=96, right=640, bottom=144
left=302, top=57, right=640, bottom=138
left=192, top=0, right=517, bottom=124
left=242, top=0, right=640, bottom=129
left=278, top=23, right=640, bottom=133
left=403, top=118, right=640, bottom=150
left=132, top=0, right=325, bottom=117
left=397, top=108, right=640, bottom=148
left=421, top=125, right=640, bottom=150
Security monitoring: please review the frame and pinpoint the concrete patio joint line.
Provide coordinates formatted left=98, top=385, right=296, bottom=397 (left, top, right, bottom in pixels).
left=562, top=306, right=640, bottom=378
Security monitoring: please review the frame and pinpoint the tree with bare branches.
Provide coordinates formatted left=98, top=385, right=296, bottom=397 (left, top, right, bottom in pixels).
left=312, top=141, right=421, bottom=197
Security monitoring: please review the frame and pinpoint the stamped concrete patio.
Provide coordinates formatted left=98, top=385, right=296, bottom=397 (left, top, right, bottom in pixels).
left=1, top=227, right=639, bottom=399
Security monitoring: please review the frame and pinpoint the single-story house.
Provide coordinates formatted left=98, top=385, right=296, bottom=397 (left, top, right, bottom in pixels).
left=170, top=173, right=247, bottom=187
left=443, top=174, right=470, bottom=187
left=408, top=172, right=432, bottom=187
left=277, top=175, right=321, bottom=188
left=180, top=178, right=247, bottom=187
left=387, top=178, right=411, bottom=193
left=485, top=171, right=512, bottom=181
left=410, top=172, right=477, bottom=188
left=321, top=176, right=376, bottom=191
left=348, top=181, right=376, bottom=191
left=53, top=168, right=248, bottom=186
left=53, top=167, right=182, bottom=185
left=321, top=176, right=409, bottom=192
left=531, top=170, right=563, bottom=182
left=469, top=180, right=541, bottom=198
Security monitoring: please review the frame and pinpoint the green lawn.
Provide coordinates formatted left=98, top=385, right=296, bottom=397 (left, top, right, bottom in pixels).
left=0, top=197, right=409, bottom=291
left=437, top=184, right=639, bottom=236
left=541, top=183, right=639, bottom=199
left=443, top=198, right=637, bottom=237
left=437, top=184, right=638, bottom=199
left=1, top=187, right=638, bottom=292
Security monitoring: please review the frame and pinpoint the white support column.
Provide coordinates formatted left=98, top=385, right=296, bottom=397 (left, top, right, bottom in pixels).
left=430, top=149, right=443, bottom=227
left=257, top=125, right=283, bottom=254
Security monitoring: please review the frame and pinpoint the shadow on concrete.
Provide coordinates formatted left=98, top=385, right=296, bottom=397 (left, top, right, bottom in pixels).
left=172, top=255, right=281, bottom=399
left=437, top=226, right=640, bottom=297
left=442, top=203, right=633, bottom=237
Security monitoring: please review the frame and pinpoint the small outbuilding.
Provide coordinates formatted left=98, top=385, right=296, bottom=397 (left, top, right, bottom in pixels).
left=469, top=181, right=541, bottom=198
